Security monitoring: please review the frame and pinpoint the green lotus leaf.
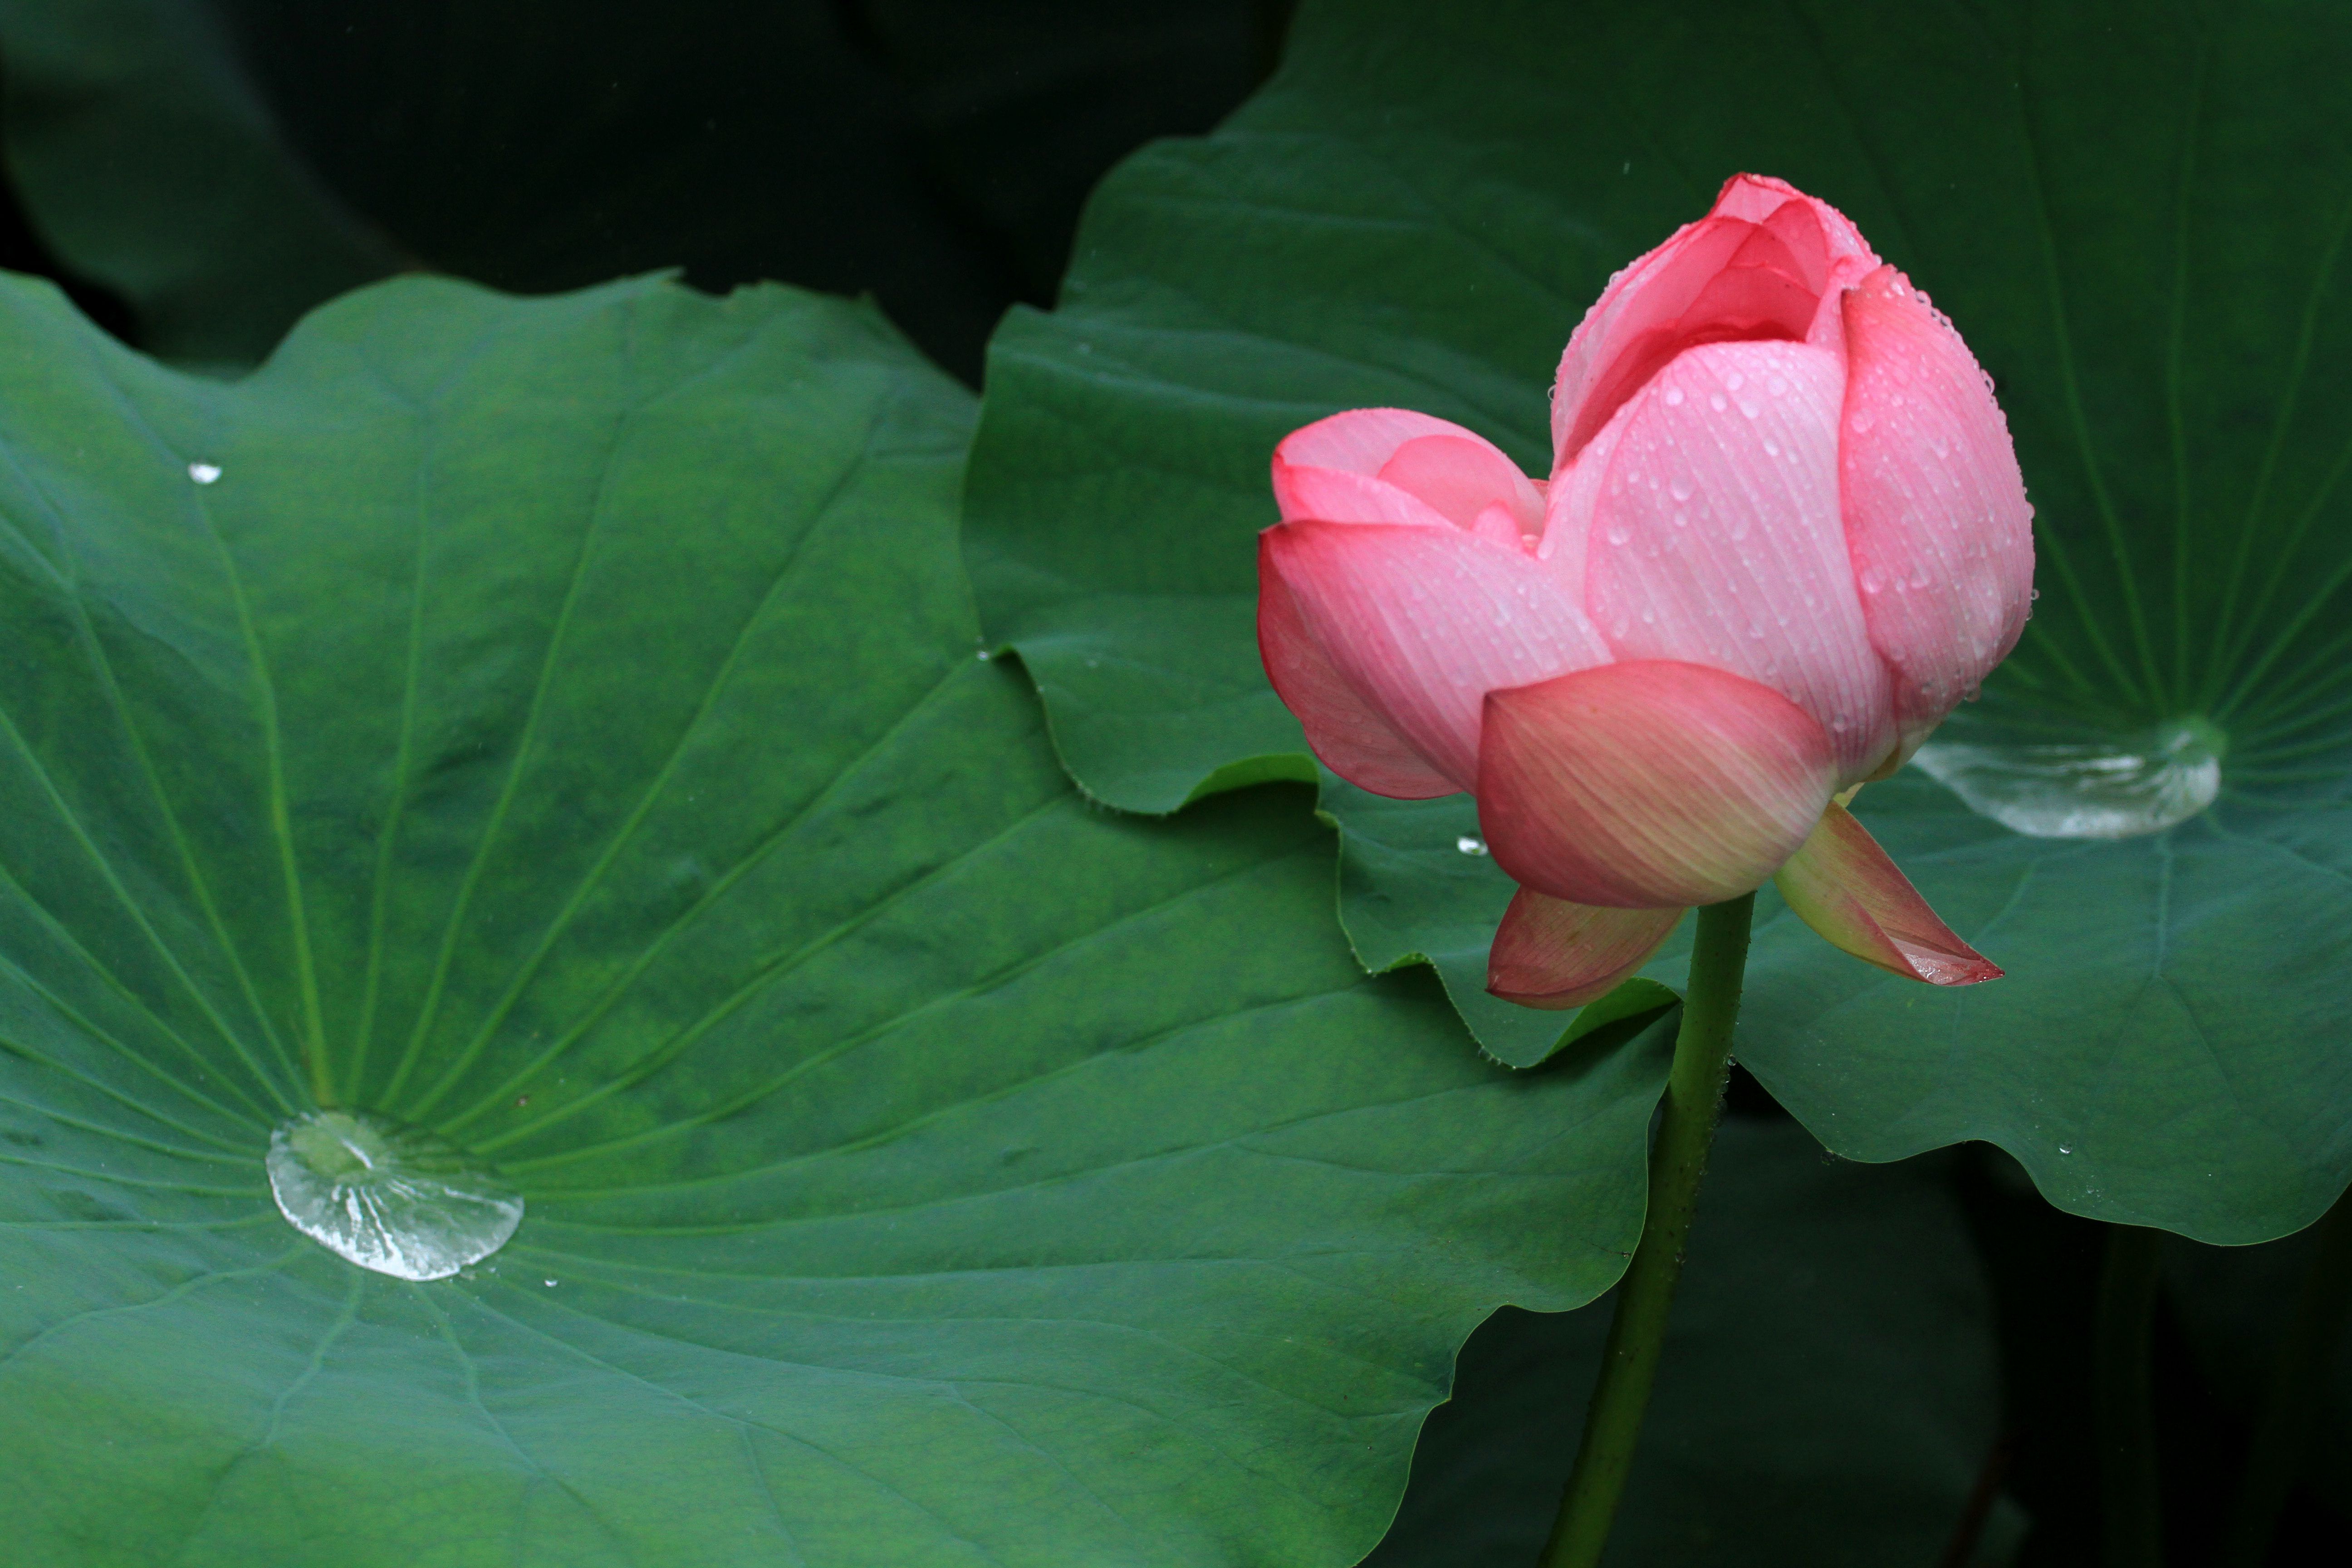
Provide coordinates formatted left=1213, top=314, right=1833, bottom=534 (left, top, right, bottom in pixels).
left=0, top=272, right=1667, bottom=1565
left=960, top=0, right=2352, bottom=1239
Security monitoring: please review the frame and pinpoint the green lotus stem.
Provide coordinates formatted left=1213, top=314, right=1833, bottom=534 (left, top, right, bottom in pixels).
left=2219, top=1186, right=2352, bottom=1568
left=2096, top=1225, right=2166, bottom=1568
left=1539, top=892, right=1754, bottom=1568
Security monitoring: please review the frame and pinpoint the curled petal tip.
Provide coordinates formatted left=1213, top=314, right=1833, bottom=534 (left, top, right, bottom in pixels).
left=1774, top=802, right=2002, bottom=985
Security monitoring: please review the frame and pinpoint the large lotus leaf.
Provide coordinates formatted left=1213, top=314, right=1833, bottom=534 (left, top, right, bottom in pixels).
left=960, top=0, right=2352, bottom=1239
left=1367, top=1121, right=2022, bottom=1567
left=0, top=273, right=1670, bottom=1566
left=0, top=0, right=398, bottom=364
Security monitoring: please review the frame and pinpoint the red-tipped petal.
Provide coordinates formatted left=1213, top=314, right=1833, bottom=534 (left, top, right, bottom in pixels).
left=1488, top=890, right=1685, bottom=1010
left=1478, top=659, right=1837, bottom=908
left=1839, top=267, right=2036, bottom=760
left=1773, top=802, right=2003, bottom=985
left=1552, top=175, right=1880, bottom=464
left=1259, top=521, right=1610, bottom=795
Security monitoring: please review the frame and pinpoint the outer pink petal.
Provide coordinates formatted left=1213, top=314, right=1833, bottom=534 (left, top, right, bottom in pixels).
left=1260, top=521, right=1612, bottom=793
left=1487, top=890, right=1684, bottom=1010
left=1259, top=534, right=1457, bottom=798
left=1273, top=408, right=1540, bottom=530
left=1477, top=659, right=1837, bottom=908
left=1552, top=175, right=1881, bottom=464
left=1839, top=267, right=2036, bottom=758
left=1773, top=802, right=2003, bottom=984
left=1576, top=339, right=1896, bottom=782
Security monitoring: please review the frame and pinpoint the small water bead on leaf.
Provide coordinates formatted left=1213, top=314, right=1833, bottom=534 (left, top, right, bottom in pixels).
left=1911, top=716, right=2225, bottom=840
left=1456, top=835, right=1490, bottom=856
left=266, top=1109, right=522, bottom=1281
left=187, top=462, right=221, bottom=484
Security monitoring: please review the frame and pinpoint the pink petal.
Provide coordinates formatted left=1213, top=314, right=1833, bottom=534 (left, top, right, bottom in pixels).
left=1773, top=802, right=2003, bottom=985
left=1575, top=339, right=1896, bottom=782
left=1487, top=890, right=1684, bottom=1010
left=1379, top=435, right=1545, bottom=534
left=1840, top=267, right=2037, bottom=758
left=1273, top=408, right=1539, bottom=532
left=1552, top=175, right=1881, bottom=465
left=1260, top=521, right=1611, bottom=794
left=1477, top=658, right=1837, bottom=908
left=1259, top=534, right=1456, bottom=798
left=1550, top=216, right=1759, bottom=463
left=1711, top=174, right=1877, bottom=270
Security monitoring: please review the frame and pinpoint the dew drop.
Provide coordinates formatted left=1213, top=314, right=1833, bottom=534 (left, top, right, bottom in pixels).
left=1456, top=835, right=1489, bottom=856
left=1671, top=510, right=1690, bottom=529
left=1606, top=524, right=1631, bottom=545
left=1763, top=439, right=1780, bottom=458
left=2058, top=1145, right=2073, bottom=1155
left=1710, top=392, right=1729, bottom=413
left=1664, top=386, right=1686, bottom=407
left=1767, top=374, right=1788, bottom=397
left=1911, top=717, right=2226, bottom=840
left=188, top=463, right=222, bottom=485
left=268, top=1109, right=521, bottom=1281
left=1738, top=398, right=1761, bottom=419
left=1669, top=478, right=1693, bottom=502
left=1725, top=370, right=1745, bottom=391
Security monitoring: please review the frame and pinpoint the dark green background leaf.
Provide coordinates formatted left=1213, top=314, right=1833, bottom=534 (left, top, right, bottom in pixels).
left=1367, top=1121, right=2021, bottom=1568
left=0, top=0, right=399, bottom=364
left=960, top=0, right=2352, bottom=1240
left=0, top=273, right=1668, bottom=1565
left=0, top=0, right=1265, bottom=380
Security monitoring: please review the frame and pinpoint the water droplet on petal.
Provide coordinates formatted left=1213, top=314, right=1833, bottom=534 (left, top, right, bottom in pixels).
left=1669, top=479, right=1692, bottom=502
left=1606, top=524, right=1630, bottom=545
left=1663, top=386, right=1686, bottom=407
left=1710, top=392, right=1729, bottom=413
left=1725, top=370, right=1745, bottom=391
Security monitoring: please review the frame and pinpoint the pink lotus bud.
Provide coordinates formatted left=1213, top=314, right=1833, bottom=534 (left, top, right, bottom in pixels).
left=1256, top=174, right=2031, bottom=992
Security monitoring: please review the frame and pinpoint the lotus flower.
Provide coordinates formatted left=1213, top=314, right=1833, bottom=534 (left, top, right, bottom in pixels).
left=1258, top=174, right=2033, bottom=1008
